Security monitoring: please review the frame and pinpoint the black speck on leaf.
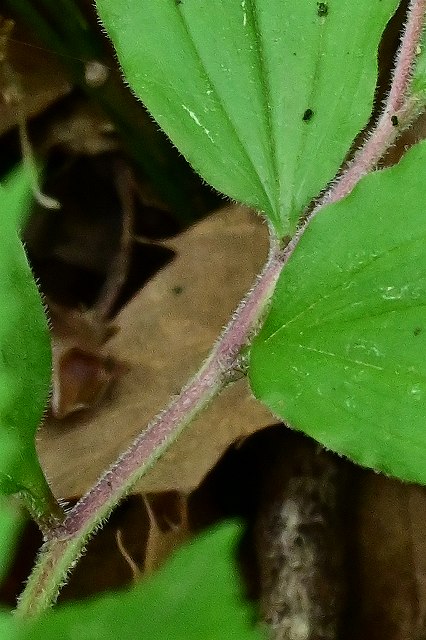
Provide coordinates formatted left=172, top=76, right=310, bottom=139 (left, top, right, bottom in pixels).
left=173, top=285, right=184, bottom=295
left=302, top=108, right=314, bottom=122
left=317, top=2, right=328, bottom=17
left=391, top=114, right=399, bottom=126
left=414, top=327, right=423, bottom=336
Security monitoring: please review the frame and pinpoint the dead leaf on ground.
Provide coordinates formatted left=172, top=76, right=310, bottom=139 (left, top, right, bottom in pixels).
left=38, top=204, right=272, bottom=498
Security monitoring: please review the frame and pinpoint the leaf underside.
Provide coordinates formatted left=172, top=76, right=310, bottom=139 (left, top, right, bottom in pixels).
left=96, top=0, right=398, bottom=237
left=249, top=141, right=426, bottom=483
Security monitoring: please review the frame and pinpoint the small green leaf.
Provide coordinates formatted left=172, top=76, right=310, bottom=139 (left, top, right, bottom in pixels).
left=249, top=140, right=426, bottom=483
left=0, top=166, right=54, bottom=518
left=96, top=0, right=398, bottom=237
left=26, top=522, right=263, bottom=640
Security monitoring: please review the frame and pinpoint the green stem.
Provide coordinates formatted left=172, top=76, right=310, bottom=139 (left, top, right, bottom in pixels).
left=16, top=241, right=285, bottom=618
left=19, top=467, right=65, bottom=537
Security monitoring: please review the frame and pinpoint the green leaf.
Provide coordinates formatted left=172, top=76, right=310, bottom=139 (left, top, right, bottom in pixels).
left=249, top=140, right=426, bottom=483
left=412, top=25, right=426, bottom=99
left=0, top=167, right=55, bottom=519
left=0, top=615, right=20, bottom=640
left=0, top=433, right=27, bottom=639
left=25, top=522, right=263, bottom=640
left=96, top=0, right=398, bottom=237
left=0, top=437, right=24, bottom=583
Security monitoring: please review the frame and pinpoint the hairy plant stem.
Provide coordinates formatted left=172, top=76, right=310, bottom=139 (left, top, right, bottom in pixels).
left=16, top=239, right=286, bottom=618
left=21, top=483, right=65, bottom=538
left=16, top=0, right=426, bottom=620
left=312, top=0, right=426, bottom=215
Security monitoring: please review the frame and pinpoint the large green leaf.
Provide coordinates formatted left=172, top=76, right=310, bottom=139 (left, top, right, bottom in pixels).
left=23, top=522, right=263, bottom=640
left=0, top=617, right=19, bottom=640
left=0, top=166, right=54, bottom=519
left=249, top=140, right=426, bottom=483
left=96, top=0, right=398, bottom=237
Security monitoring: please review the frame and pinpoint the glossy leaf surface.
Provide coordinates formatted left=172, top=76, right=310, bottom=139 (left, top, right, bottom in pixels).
left=96, top=0, right=397, bottom=237
left=0, top=166, right=53, bottom=514
left=25, top=523, right=263, bottom=640
left=249, top=141, right=426, bottom=483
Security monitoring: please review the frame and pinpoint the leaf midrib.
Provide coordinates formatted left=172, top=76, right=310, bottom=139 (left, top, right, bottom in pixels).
left=175, top=0, right=275, bottom=215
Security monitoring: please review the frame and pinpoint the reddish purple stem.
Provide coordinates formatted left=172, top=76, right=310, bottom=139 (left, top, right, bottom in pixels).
left=52, top=243, right=286, bottom=539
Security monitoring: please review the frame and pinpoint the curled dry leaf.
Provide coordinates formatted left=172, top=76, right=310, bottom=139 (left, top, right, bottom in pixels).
left=48, top=301, right=123, bottom=419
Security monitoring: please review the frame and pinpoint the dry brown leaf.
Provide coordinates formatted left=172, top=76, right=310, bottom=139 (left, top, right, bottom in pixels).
left=38, top=204, right=272, bottom=498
